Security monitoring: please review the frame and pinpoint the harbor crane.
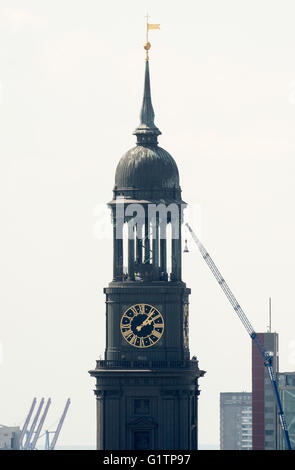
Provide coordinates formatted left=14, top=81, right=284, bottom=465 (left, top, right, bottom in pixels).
left=23, top=398, right=45, bottom=450
left=19, top=398, right=37, bottom=449
left=30, top=398, right=51, bottom=450
left=19, top=398, right=70, bottom=450
left=185, top=222, right=292, bottom=450
left=44, top=398, right=71, bottom=450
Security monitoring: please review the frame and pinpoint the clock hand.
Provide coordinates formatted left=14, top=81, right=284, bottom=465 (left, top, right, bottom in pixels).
left=136, top=317, right=154, bottom=332
left=136, top=310, right=157, bottom=331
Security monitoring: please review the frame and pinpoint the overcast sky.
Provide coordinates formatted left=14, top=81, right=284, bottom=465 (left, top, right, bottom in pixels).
left=1, top=0, right=295, bottom=449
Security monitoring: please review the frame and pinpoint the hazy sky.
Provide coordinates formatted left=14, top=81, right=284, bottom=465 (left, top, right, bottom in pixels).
left=1, top=0, right=295, bottom=448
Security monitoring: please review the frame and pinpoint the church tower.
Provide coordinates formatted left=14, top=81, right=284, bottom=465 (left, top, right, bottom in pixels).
left=89, top=36, right=205, bottom=450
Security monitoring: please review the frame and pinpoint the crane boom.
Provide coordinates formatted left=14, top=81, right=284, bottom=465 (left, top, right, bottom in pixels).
left=19, top=398, right=37, bottom=449
left=185, top=223, right=292, bottom=450
left=49, top=398, right=70, bottom=450
left=30, top=398, right=51, bottom=450
left=23, top=398, right=45, bottom=450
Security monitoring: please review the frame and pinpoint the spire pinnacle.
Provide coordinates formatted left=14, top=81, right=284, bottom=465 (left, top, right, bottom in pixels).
left=133, top=60, right=161, bottom=145
left=133, top=18, right=161, bottom=146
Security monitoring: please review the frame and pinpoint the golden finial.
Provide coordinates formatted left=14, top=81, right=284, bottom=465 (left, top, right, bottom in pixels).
left=144, top=13, right=160, bottom=61
left=144, top=41, right=151, bottom=61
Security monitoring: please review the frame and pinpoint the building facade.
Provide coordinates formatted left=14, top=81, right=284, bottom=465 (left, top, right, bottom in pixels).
left=0, top=426, right=20, bottom=450
left=220, top=392, right=252, bottom=450
left=277, top=372, right=295, bottom=450
left=252, top=332, right=279, bottom=450
left=89, top=44, right=205, bottom=450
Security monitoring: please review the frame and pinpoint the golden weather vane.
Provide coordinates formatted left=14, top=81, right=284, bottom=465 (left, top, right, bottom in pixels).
left=144, top=13, right=160, bottom=61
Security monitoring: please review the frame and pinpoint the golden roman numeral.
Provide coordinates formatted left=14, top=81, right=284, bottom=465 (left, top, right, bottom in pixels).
left=151, top=314, right=161, bottom=322
left=152, top=330, right=162, bottom=339
left=122, top=329, right=132, bottom=338
left=139, top=304, right=145, bottom=314
left=129, top=335, right=137, bottom=345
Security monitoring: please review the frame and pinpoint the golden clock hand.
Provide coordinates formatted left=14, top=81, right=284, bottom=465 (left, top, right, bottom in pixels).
left=136, top=309, right=159, bottom=331
left=136, top=317, right=154, bottom=332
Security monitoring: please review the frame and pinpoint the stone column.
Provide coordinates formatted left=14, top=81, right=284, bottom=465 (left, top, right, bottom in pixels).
left=178, top=390, right=189, bottom=449
left=144, top=217, right=150, bottom=263
left=136, top=223, right=142, bottom=264
left=128, top=223, right=135, bottom=281
left=113, top=212, right=123, bottom=281
left=95, top=390, right=105, bottom=450
left=160, top=221, right=167, bottom=275
left=152, top=215, right=159, bottom=276
left=171, top=206, right=181, bottom=281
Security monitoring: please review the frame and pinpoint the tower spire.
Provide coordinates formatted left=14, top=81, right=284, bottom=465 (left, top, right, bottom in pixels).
left=134, top=18, right=161, bottom=146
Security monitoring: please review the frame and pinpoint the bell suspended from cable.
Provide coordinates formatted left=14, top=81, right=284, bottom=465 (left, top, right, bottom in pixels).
left=183, top=239, right=189, bottom=253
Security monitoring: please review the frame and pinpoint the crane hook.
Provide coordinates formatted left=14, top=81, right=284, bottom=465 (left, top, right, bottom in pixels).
left=183, top=239, right=189, bottom=253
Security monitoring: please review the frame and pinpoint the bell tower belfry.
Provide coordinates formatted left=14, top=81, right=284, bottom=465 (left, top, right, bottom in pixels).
left=89, top=34, right=205, bottom=451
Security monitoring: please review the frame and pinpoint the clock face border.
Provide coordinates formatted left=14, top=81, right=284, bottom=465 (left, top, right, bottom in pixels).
left=120, top=303, right=164, bottom=349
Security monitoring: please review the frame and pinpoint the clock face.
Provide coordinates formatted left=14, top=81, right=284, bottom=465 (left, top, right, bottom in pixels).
left=120, top=303, right=164, bottom=348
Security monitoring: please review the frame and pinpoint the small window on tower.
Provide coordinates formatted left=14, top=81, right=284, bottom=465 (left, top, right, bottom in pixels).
left=134, top=399, right=150, bottom=415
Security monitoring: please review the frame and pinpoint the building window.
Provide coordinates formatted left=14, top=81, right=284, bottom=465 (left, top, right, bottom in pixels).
left=265, top=418, right=273, bottom=424
left=133, top=431, right=151, bottom=450
left=286, top=375, right=295, bottom=386
left=134, top=399, right=149, bottom=415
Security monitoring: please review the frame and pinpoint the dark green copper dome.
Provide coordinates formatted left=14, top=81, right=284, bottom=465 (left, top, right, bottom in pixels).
left=113, top=60, right=182, bottom=203
left=115, top=146, right=179, bottom=190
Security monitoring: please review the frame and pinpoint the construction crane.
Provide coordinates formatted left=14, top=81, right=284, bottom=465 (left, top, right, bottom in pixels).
left=30, top=398, right=51, bottom=450
left=19, top=398, right=37, bottom=449
left=44, top=399, right=71, bottom=450
left=185, top=222, right=292, bottom=451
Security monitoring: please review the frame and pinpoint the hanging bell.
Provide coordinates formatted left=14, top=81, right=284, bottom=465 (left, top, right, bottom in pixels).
left=183, top=239, right=189, bottom=253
